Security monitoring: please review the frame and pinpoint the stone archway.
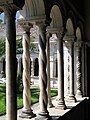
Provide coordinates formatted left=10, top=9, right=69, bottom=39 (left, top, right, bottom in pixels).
left=19, top=0, right=46, bottom=21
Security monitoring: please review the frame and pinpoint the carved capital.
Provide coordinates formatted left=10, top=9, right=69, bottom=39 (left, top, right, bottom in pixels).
left=75, top=41, right=82, bottom=48
left=46, top=32, right=52, bottom=40
left=63, top=35, right=75, bottom=42
left=47, top=27, right=64, bottom=36
left=18, top=20, right=33, bottom=33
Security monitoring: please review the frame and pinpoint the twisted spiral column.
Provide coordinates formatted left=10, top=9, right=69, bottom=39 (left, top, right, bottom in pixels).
left=46, top=32, right=53, bottom=108
left=36, top=21, right=49, bottom=119
left=76, top=43, right=82, bottom=98
left=19, top=22, right=35, bottom=118
left=66, top=55, right=70, bottom=99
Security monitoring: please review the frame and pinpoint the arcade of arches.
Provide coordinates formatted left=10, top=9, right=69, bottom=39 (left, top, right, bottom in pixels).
left=0, top=0, right=90, bottom=120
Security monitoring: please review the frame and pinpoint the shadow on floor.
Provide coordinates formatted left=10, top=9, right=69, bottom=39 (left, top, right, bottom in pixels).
left=56, top=98, right=89, bottom=120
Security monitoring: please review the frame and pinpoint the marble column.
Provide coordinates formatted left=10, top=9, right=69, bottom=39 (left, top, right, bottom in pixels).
left=63, top=43, right=69, bottom=98
left=75, top=42, right=82, bottom=98
left=5, top=8, right=17, bottom=120
left=56, top=32, right=66, bottom=109
left=19, top=22, right=35, bottom=118
left=31, top=59, right=35, bottom=77
left=36, top=21, right=49, bottom=120
left=50, top=57, right=54, bottom=78
left=46, top=32, right=53, bottom=108
left=67, top=55, right=70, bottom=96
left=17, top=58, right=22, bottom=76
left=68, top=39, right=76, bottom=102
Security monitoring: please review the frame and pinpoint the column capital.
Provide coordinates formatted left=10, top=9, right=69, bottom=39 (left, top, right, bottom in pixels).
left=18, top=19, right=33, bottom=33
left=46, top=32, right=52, bottom=40
left=34, top=19, right=46, bottom=27
left=75, top=41, right=83, bottom=48
left=63, top=34, right=75, bottom=42
left=47, top=27, right=64, bottom=37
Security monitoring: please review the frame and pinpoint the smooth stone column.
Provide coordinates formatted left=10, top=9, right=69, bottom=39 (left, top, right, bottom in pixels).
left=19, top=22, right=35, bottom=118
left=67, top=55, right=70, bottom=96
left=68, top=40, right=76, bottom=102
left=5, top=8, right=17, bottom=120
left=46, top=33, right=53, bottom=108
left=63, top=43, right=69, bottom=98
left=17, top=58, right=22, bottom=76
left=31, top=59, right=35, bottom=77
left=56, top=32, right=66, bottom=109
left=50, top=57, right=54, bottom=78
left=36, top=21, right=50, bottom=120
left=75, top=42, right=83, bottom=98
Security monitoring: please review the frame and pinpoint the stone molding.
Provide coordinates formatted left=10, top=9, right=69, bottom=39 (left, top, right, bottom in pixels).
left=47, top=27, right=64, bottom=35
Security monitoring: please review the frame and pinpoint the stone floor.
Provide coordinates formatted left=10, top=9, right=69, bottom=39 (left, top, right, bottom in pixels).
left=0, top=97, right=87, bottom=120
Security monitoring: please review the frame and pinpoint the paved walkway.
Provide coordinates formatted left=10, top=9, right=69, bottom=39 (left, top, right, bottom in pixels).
left=0, top=97, right=86, bottom=120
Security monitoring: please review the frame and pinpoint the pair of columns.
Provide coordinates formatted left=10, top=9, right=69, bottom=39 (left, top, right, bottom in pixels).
left=65, top=36, right=83, bottom=101
left=46, top=31, right=66, bottom=109
left=19, top=20, right=50, bottom=119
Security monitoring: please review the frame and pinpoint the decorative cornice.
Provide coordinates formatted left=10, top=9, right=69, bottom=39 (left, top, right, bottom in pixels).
left=18, top=19, right=33, bottom=33
left=23, top=15, right=46, bottom=25
left=74, top=41, right=83, bottom=48
left=47, top=27, right=64, bottom=35
left=63, top=34, right=75, bottom=42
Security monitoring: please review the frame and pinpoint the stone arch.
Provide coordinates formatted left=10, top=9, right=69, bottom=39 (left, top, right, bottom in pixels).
left=66, top=11, right=76, bottom=36
left=19, top=0, right=46, bottom=20
left=66, top=18, right=74, bottom=36
left=76, top=27, right=82, bottom=41
left=50, top=5, right=63, bottom=29
left=76, top=21, right=84, bottom=41
left=34, top=58, right=39, bottom=76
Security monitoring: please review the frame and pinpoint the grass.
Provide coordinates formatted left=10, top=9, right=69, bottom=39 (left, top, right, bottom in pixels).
left=0, top=84, right=57, bottom=116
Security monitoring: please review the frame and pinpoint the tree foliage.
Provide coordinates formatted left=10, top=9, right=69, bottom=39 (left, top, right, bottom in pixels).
left=0, top=38, right=5, bottom=56
left=0, top=36, right=36, bottom=56
left=0, top=19, right=3, bottom=24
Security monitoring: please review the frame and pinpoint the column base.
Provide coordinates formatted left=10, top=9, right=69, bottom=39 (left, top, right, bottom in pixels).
left=66, top=95, right=77, bottom=103
left=55, top=99, right=67, bottom=110
left=35, top=112, right=51, bottom=120
left=76, top=90, right=83, bottom=98
left=48, top=102, right=54, bottom=108
left=19, top=109, right=36, bottom=119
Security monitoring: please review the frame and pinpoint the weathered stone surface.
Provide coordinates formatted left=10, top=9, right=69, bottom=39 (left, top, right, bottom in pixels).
left=0, top=0, right=25, bottom=9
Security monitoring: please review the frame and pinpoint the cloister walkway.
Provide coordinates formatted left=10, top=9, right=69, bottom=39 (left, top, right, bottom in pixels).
left=0, top=97, right=88, bottom=120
